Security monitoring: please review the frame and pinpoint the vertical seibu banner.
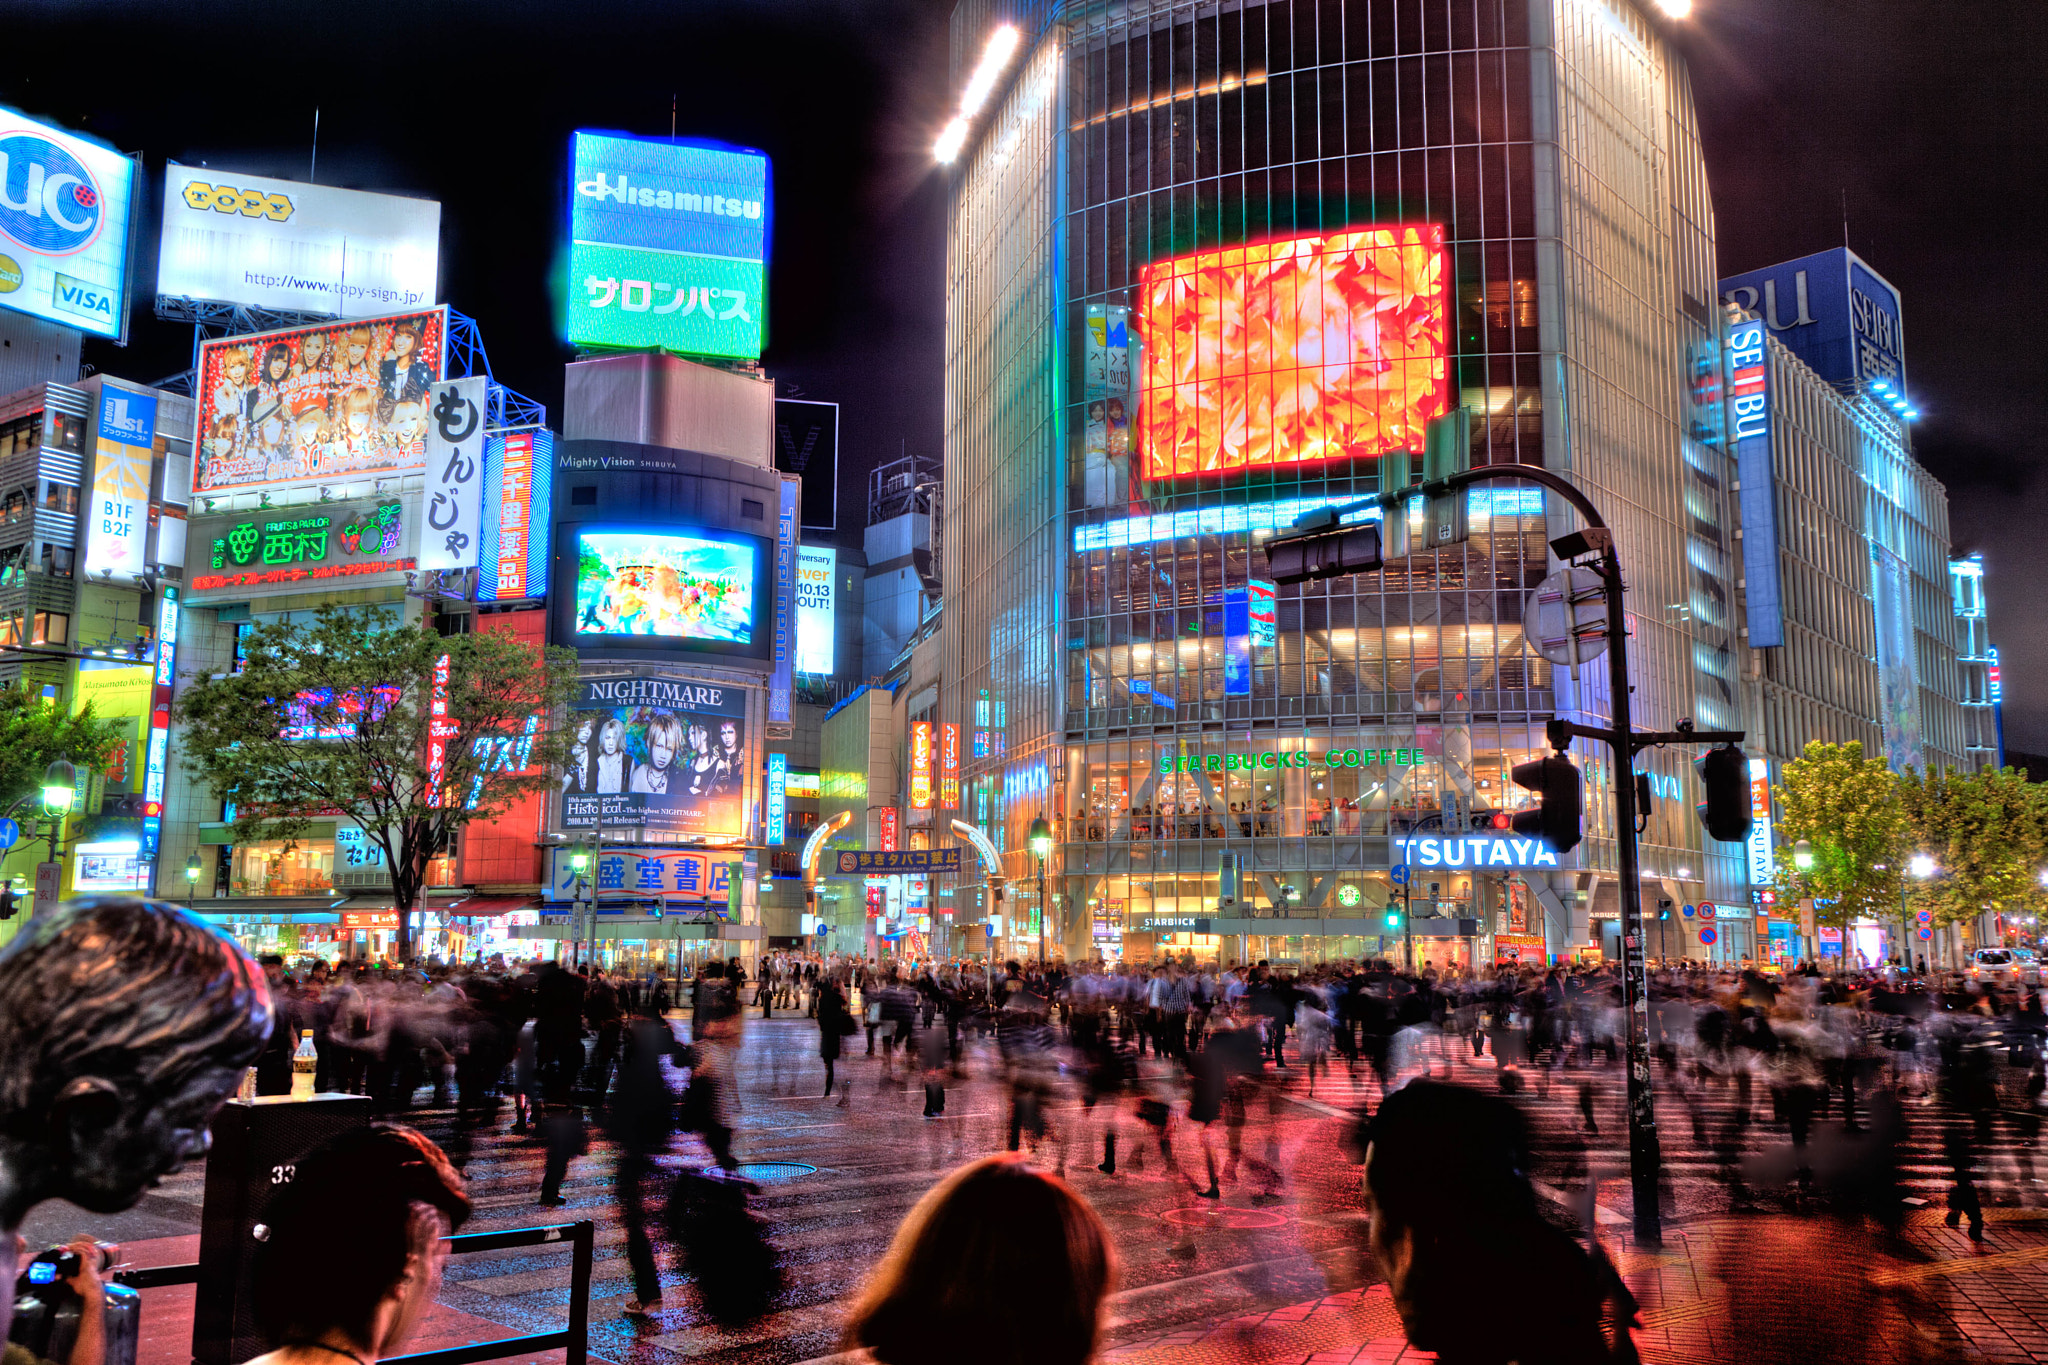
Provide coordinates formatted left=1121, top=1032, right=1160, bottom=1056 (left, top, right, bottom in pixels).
left=420, top=375, right=486, bottom=572
left=1725, top=317, right=1783, bottom=648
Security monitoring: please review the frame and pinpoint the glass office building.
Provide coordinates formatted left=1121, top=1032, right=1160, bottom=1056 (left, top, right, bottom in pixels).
left=943, top=0, right=1739, bottom=966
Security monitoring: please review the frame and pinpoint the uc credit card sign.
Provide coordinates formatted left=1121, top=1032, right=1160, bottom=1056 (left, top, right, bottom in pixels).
left=0, top=109, right=136, bottom=340
left=565, top=131, right=769, bottom=360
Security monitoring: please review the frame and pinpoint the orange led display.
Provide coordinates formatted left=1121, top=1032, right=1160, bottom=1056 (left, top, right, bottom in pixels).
left=1133, top=225, right=1450, bottom=479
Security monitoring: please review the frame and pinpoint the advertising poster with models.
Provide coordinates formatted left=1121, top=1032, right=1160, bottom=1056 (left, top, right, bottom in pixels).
left=560, top=676, right=748, bottom=837
left=193, top=307, right=448, bottom=495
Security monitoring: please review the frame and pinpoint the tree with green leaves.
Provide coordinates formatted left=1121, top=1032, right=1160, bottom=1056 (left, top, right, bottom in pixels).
left=177, top=606, right=580, bottom=963
left=0, top=683, right=123, bottom=875
left=1771, top=739, right=1908, bottom=933
left=1898, top=764, right=2048, bottom=938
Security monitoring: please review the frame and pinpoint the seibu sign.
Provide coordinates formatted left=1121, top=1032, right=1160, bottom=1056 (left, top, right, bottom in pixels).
left=1394, top=835, right=1559, bottom=869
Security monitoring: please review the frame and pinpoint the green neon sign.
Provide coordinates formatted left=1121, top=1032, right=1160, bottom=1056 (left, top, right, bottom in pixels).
left=1158, top=746, right=1423, bottom=775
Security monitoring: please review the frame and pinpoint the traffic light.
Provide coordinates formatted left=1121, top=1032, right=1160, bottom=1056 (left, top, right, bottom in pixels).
left=1384, top=906, right=1403, bottom=931
left=1263, top=515, right=1382, bottom=585
left=1470, top=811, right=1512, bottom=831
left=1657, top=898, right=1673, bottom=921
left=1510, top=751, right=1583, bottom=854
left=1694, top=744, right=1752, bottom=843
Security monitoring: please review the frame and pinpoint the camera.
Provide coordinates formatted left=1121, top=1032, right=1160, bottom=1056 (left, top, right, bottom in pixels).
left=23, top=1244, right=115, bottom=1287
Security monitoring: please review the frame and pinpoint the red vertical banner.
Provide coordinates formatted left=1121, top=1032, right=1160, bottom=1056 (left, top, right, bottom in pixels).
left=910, top=721, right=934, bottom=810
left=426, top=653, right=454, bottom=807
left=497, top=432, right=533, bottom=598
left=940, top=722, right=961, bottom=808
left=880, top=807, right=899, bottom=852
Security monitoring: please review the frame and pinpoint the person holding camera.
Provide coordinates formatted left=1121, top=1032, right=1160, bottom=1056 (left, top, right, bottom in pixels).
left=6, top=1235, right=111, bottom=1365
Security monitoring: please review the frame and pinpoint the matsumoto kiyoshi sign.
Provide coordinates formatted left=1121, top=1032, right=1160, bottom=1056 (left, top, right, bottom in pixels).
left=1161, top=746, right=1424, bottom=774
left=1393, top=835, right=1559, bottom=869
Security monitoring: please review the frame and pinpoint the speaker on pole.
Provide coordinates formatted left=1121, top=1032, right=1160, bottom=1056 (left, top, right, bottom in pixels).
left=193, top=1094, right=374, bottom=1365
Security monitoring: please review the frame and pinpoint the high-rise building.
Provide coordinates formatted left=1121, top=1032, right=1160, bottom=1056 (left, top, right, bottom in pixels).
left=940, top=0, right=1738, bottom=966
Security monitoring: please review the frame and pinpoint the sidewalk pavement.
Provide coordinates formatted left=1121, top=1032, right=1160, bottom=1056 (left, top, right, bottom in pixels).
left=1101, top=1207, right=2048, bottom=1365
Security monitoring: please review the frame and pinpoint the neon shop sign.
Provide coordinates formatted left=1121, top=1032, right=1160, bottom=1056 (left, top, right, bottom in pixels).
left=1159, top=747, right=1425, bottom=774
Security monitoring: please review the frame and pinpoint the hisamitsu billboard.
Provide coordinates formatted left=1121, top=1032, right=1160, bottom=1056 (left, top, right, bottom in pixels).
left=565, top=131, right=769, bottom=360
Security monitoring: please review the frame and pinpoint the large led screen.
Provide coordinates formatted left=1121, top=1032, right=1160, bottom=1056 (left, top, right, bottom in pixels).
left=1133, top=225, right=1449, bottom=480
left=572, top=527, right=763, bottom=651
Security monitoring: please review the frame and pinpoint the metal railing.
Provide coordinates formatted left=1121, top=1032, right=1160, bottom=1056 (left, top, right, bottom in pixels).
left=115, top=1220, right=593, bottom=1365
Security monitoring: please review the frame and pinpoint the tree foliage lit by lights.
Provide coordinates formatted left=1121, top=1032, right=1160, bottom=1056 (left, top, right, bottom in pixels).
left=177, top=605, right=578, bottom=962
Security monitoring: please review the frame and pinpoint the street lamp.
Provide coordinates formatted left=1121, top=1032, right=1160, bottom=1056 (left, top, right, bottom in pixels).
left=1028, top=814, right=1052, bottom=968
left=184, top=853, right=202, bottom=907
left=1793, top=839, right=1814, bottom=872
left=1903, top=854, right=1938, bottom=976
left=41, top=759, right=75, bottom=815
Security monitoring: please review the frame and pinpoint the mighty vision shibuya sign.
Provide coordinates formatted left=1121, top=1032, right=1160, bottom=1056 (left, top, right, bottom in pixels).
left=185, top=491, right=418, bottom=602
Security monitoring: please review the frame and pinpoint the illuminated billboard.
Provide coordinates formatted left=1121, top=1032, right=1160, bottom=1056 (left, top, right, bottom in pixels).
left=479, top=428, right=552, bottom=602
left=910, top=721, right=933, bottom=811
left=83, top=383, right=157, bottom=578
left=571, top=526, right=765, bottom=654
left=1133, top=225, right=1448, bottom=481
left=561, top=677, right=748, bottom=838
left=794, top=545, right=835, bottom=674
left=0, top=107, right=137, bottom=341
left=185, top=490, right=418, bottom=603
left=158, top=163, right=439, bottom=317
left=566, top=131, right=769, bottom=360
left=193, top=307, right=448, bottom=496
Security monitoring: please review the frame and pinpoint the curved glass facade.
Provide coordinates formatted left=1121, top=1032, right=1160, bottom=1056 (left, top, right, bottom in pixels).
left=944, top=0, right=1736, bottom=965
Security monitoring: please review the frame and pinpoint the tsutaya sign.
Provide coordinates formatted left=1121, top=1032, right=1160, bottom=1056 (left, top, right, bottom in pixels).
left=1160, top=746, right=1424, bottom=774
left=1394, top=835, right=1558, bottom=869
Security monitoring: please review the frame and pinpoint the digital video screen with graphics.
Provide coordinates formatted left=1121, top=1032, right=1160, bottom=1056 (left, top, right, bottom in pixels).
left=1133, top=225, right=1449, bottom=479
left=572, top=528, right=760, bottom=647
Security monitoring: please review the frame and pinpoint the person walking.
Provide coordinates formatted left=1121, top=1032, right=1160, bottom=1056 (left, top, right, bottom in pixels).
left=609, top=1010, right=681, bottom=1316
left=817, top=974, right=854, bottom=1105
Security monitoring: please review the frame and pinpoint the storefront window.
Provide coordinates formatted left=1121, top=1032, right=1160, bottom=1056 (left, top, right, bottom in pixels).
left=231, top=840, right=334, bottom=897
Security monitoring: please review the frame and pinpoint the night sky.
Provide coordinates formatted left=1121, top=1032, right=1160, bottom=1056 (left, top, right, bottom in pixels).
left=10, top=0, right=2041, bottom=749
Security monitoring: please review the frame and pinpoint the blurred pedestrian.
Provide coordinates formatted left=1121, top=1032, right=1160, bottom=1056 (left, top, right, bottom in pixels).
left=1361, top=1082, right=1638, bottom=1363
left=609, top=1012, right=680, bottom=1315
left=817, top=974, right=854, bottom=1105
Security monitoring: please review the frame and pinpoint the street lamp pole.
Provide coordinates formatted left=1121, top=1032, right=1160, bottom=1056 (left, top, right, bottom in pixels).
left=1028, top=815, right=1052, bottom=970
left=185, top=852, right=202, bottom=908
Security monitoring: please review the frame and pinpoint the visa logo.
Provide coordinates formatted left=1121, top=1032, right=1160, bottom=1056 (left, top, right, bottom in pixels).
left=53, top=271, right=114, bottom=323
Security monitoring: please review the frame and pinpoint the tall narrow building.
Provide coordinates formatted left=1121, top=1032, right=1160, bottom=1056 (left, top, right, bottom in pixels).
left=941, top=0, right=1738, bottom=965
